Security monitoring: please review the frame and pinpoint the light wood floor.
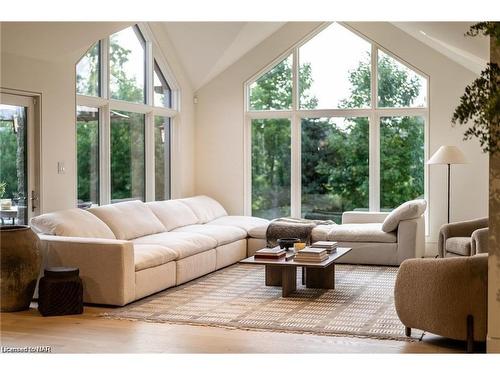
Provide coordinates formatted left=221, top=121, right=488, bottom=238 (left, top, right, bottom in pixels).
left=0, top=304, right=482, bottom=353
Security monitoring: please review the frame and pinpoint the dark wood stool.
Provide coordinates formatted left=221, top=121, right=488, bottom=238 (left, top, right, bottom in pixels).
left=38, top=267, right=83, bottom=316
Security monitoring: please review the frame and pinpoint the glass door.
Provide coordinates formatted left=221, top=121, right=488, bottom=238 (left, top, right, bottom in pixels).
left=0, top=93, right=38, bottom=225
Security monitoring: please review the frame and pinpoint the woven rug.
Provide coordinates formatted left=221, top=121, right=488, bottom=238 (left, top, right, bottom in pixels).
left=102, top=264, right=423, bottom=341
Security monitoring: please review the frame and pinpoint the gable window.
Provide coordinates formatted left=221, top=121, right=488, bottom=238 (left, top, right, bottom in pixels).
left=76, top=24, right=179, bottom=207
left=245, top=22, right=428, bottom=222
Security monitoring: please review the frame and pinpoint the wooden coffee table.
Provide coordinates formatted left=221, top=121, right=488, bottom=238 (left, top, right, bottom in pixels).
left=240, top=247, right=352, bottom=297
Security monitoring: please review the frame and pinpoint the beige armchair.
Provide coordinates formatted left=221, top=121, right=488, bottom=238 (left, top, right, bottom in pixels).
left=438, top=217, right=488, bottom=257
left=394, top=254, right=488, bottom=353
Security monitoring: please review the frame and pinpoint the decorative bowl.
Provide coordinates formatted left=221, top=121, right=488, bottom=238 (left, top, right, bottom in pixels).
left=277, top=238, right=301, bottom=251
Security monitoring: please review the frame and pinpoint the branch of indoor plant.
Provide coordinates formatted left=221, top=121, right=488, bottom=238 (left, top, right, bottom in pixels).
left=452, top=22, right=500, bottom=155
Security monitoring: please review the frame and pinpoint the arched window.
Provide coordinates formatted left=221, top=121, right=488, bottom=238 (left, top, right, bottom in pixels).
left=76, top=24, right=178, bottom=207
left=246, top=22, right=428, bottom=222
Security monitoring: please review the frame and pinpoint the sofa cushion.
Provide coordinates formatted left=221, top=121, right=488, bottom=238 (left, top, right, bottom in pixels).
left=134, top=244, right=178, bottom=271
left=209, top=215, right=270, bottom=237
left=31, top=209, right=116, bottom=239
left=381, top=199, right=427, bottom=233
left=132, top=231, right=217, bottom=259
left=445, top=237, right=471, bottom=256
left=173, top=224, right=246, bottom=246
left=178, top=196, right=227, bottom=224
left=88, top=201, right=166, bottom=240
left=146, top=200, right=198, bottom=231
left=327, top=223, right=397, bottom=243
left=311, top=224, right=337, bottom=242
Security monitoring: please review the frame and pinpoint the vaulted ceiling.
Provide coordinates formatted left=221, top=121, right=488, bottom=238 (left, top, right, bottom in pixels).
left=391, top=22, right=489, bottom=75
left=160, top=22, right=285, bottom=90
left=0, top=22, right=489, bottom=90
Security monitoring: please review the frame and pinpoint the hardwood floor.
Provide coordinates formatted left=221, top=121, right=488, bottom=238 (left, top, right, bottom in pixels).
left=0, top=304, right=481, bottom=353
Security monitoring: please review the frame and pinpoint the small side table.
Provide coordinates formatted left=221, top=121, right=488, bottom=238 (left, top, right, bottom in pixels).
left=38, top=267, right=84, bottom=316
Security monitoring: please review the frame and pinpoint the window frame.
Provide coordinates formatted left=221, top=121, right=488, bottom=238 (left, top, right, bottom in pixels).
left=76, top=23, right=180, bottom=205
left=244, top=22, right=430, bottom=228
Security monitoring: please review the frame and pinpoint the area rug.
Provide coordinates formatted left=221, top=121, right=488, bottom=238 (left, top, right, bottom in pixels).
left=101, top=264, right=423, bottom=341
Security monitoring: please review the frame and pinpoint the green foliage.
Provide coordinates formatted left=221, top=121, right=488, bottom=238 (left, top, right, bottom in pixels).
left=452, top=63, right=500, bottom=154
left=0, top=107, right=27, bottom=203
left=250, top=49, right=425, bottom=220
left=466, top=22, right=500, bottom=45
left=76, top=117, right=99, bottom=203
left=380, top=117, right=425, bottom=209
left=0, top=181, right=5, bottom=198
left=452, top=22, right=500, bottom=154
left=110, top=112, right=145, bottom=201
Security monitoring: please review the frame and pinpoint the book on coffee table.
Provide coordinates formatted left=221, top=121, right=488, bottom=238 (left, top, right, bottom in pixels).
left=294, top=247, right=329, bottom=263
left=254, top=247, right=286, bottom=259
left=311, top=241, right=338, bottom=253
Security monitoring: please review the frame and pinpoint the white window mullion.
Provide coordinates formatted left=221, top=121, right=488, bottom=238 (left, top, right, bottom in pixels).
left=100, top=104, right=111, bottom=205
left=145, top=111, right=154, bottom=201
left=145, top=40, right=153, bottom=106
left=290, top=48, right=300, bottom=218
left=243, top=117, right=252, bottom=216
left=369, top=44, right=380, bottom=212
left=101, top=38, right=110, bottom=100
left=291, top=113, right=301, bottom=218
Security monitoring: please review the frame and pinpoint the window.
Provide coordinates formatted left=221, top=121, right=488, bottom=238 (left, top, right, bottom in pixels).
left=110, top=26, right=146, bottom=104
left=380, top=116, right=425, bottom=210
left=301, top=117, right=369, bottom=223
left=76, top=42, right=100, bottom=97
left=76, top=106, right=99, bottom=207
left=249, top=55, right=292, bottom=111
left=111, top=111, right=145, bottom=202
left=154, top=61, right=172, bottom=108
left=246, top=22, right=428, bottom=220
left=251, top=119, right=291, bottom=219
left=76, top=24, right=178, bottom=206
left=299, top=23, right=371, bottom=109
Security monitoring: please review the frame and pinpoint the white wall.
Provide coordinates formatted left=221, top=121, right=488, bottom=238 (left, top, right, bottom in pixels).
left=0, top=22, right=196, bottom=214
left=194, top=21, right=489, bottom=250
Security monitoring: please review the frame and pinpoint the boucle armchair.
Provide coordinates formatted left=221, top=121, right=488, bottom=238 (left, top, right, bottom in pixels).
left=438, top=217, right=488, bottom=257
left=394, top=254, right=488, bottom=353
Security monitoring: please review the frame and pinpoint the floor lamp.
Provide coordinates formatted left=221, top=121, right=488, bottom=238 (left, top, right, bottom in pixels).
left=427, top=145, right=467, bottom=223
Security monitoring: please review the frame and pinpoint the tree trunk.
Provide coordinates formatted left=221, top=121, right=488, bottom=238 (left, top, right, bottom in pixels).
left=488, top=25, right=500, bottom=353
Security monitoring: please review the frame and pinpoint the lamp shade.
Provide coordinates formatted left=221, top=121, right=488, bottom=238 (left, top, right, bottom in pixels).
left=427, top=145, right=467, bottom=165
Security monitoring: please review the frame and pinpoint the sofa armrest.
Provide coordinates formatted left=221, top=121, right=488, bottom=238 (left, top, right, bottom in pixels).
left=471, top=228, right=489, bottom=255
left=39, top=235, right=135, bottom=306
left=438, top=218, right=488, bottom=257
left=342, top=211, right=389, bottom=224
left=396, top=216, right=425, bottom=263
left=394, top=254, right=488, bottom=341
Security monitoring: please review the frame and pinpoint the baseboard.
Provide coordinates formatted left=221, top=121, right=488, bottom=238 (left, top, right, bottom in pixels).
left=487, top=336, right=500, bottom=353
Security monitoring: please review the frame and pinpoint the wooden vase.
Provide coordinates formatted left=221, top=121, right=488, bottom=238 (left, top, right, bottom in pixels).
left=0, top=225, right=41, bottom=312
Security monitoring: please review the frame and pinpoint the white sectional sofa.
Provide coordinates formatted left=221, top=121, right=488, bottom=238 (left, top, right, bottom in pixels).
left=32, top=196, right=425, bottom=306
left=32, top=196, right=269, bottom=306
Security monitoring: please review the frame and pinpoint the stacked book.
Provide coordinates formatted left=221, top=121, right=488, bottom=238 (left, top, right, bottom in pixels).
left=311, top=241, right=338, bottom=253
left=254, top=247, right=286, bottom=260
left=294, top=248, right=329, bottom=263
